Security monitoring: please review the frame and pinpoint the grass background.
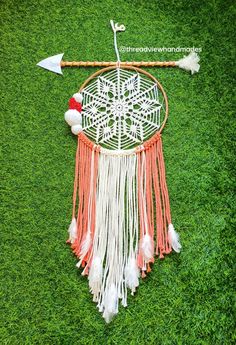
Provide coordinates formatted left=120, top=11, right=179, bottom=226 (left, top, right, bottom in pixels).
left=1, top=0, right=235, bottom=344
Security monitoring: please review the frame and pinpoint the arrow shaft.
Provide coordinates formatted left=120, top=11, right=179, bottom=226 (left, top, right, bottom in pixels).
left=60, top=61, right=176, bottom=68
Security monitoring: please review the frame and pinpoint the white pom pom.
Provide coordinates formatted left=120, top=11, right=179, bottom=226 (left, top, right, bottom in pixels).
left=64, top=109, right=82, bottom=126
left=73, top=93, right=83, bottom=103
left=168, top=224, right=182, bottom=253
left=102, top=283, right=118, bottom=323
left=140, top=233, right=154, bottom=262
left=68, top=218, right=77, bottom=244
left=125, top=256, right=140, bottom=295
left=71, top=124, right=83, bottom=135
left=176, top=51, right=200, bottom=74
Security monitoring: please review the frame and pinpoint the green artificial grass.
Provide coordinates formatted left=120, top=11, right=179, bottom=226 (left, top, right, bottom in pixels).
left=1, top=0, right=235, bottom=344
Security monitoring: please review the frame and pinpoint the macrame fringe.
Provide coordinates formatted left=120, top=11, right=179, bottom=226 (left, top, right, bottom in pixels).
left=67, top=132, right=181, bottom=323
left=67, top=135, right=100, bottom=275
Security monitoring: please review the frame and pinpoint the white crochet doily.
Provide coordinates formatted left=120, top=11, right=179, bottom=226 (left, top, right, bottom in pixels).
left=81, top=68, right=165, bottom=150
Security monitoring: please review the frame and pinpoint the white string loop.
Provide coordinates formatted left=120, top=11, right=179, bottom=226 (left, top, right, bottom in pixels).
left=110, top=19, right=125, bottom=63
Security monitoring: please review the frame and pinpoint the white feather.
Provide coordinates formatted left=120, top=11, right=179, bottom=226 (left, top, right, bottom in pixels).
left=75, top=232, right=92, bottom=270
left=140, top=233, right=154, bottom=262
left=168, top=224, right=182, bottom=253
left=176, top=51, right=200, bottom=74
left=64, top=109, right=82, bottom=126
left=125, top=256, right=140, bottom=294
left=88, top=256, right=103, bottom=293
left=68, top=218, right=77, bottom=244
left=102, top=283, right=118, bottom=323
left=75, top=260, right=82, bottom=269
left=80, top=231, right=91, bottom=258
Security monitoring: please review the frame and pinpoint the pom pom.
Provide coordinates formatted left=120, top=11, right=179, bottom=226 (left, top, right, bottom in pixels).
left=168, top=224, right=182, bottom=253
left=176, top=51, right=200, bottom=74
left=71, top=124, right=83, bottom=135
left=125, top=256, right=140, bottom=295
left=140, top=233, right=154, bottom=262
left=102, top=283, right=118, bottom=323
left=64, top=109, right=82, bottom=126
left=73, top=93, right=83, bottom=103
left=69, top=97, right=82, bottom=112
left=68, top=218, right=77, bottom=244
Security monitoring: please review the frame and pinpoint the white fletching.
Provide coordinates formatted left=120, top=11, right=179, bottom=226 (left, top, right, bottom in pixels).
left=125, top=256, right=140, bottom=294
left=71, top=124, right=83, bottom=135
left=176, top=51, right=200, bottom=74
left=68, top=218, right=77, bottom=244
left=73, top=93, right=83, bottom=103
left=102, top=283, right=118, bottom=323
left=80, top=231, right=92, bottom=258
left=168, top=224, right=182, bottom=253
left=64, top=109, right=82, bottom=126
left=140, top=234, right=154, bottom=262
left=37, top=53, right=64, bottom=75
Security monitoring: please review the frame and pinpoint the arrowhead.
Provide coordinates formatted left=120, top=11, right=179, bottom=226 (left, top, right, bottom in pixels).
left=37, top=53, right=64, bottom=74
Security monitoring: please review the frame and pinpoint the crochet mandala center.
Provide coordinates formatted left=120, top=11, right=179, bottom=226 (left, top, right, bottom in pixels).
left=81, top=69, right=164, bottom=150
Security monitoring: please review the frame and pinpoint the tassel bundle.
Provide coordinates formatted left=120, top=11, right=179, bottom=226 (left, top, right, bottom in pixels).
left=66, top=130, right=181, bottom=323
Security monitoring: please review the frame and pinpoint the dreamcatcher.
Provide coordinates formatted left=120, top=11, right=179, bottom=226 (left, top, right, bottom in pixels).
left=37, top=20, right=200, bottom=323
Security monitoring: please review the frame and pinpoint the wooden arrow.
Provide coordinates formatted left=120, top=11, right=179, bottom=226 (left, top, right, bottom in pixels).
left=37, top=52, right=200, bottom=75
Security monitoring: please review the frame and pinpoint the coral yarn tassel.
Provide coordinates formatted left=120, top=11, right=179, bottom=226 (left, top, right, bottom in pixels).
left=69, top=133, right=100, bottom=271
left=156, top=137, right=172, bottom=254
left=137, top=133, right=173, bottom=262
left=151, top=142, right=165, bottom=257
left=72, top=136, right=80, bottom=220
left=137, top=148, right=154, bottom=271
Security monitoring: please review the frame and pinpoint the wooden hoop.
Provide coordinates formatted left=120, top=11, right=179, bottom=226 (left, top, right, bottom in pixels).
left=78, top=66, right=169, bottom=149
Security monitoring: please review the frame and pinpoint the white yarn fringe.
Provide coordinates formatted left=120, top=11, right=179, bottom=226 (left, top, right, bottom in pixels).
left=89, top=152, right=139, bottom=323
left=176, top=51, right=200, bottom=74
left=168, top=224, right=182, bottom=253
left=75, top=150, right=182, bottom=323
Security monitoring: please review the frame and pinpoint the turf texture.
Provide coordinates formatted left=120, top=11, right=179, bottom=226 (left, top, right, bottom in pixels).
left=1, top=0, right=235, bottom=344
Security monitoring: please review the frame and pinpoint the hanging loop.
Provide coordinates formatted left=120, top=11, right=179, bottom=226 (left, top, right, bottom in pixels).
left=110, top=20, right=126, bottom=33
left=110, top=20, right=125, bottom=63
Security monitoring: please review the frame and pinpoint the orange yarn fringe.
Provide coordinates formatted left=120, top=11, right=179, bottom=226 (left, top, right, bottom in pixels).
left=137, top=133, right=172, bottom=273
left=68, top=132, right=173, bottom=275
left=70, top=135, right=100, bottom=273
